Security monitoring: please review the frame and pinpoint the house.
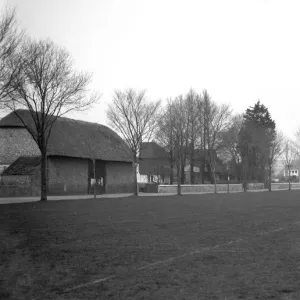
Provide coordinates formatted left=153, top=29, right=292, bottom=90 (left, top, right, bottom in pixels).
left=0, top=110, right=134, bottom=196
left=184, top=149, right=228, bottom=184
left=137, top=142, right=171, bottom=184
left=272, top=159, right=300, bottom=182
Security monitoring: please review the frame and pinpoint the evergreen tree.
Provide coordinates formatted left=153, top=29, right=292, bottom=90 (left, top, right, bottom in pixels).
left=239, top=101, right=276, bottom=189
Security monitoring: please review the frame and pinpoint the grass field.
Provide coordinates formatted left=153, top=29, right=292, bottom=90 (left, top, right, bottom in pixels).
left=2, top=191, right=300, bottom=299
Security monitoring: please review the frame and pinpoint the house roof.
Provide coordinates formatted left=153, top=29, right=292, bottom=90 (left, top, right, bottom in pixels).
left=0, top=110, right=132, bottom=162
left=140, top=142, right=169, bottom=159
left=138, top=142, right=170, bottom=175
left=2, top=156, right=41, bottom=175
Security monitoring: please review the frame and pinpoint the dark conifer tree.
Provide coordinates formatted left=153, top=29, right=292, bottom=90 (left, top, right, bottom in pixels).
left=239, top=101, right=276, bottom=189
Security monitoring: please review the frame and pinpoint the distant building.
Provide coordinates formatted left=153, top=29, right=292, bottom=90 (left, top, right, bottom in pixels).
left=184, top=149, right=228, bottom=184
left=0, top=110, right=134, bottom=196
left=272, top=159, right=300, bottom=182
left=137, top=142, right=171, bottom=184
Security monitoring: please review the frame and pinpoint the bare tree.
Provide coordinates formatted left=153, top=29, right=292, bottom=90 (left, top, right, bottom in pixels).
left=172, top=96, right=188, bottom=195
left=0, top=8, right=23, bottom=105
left=218, top=113, right=243, bottom=181
left=155, top=99, right=175, bottom=184
left=5, top=39, right=99, bottom=201
left=283, top=139, right=298, bottom=191
left=206, top=149, right=217, bottom=193
left=107, top=89, right=160, bottom=196
left=185, top=89, right=201, bottom=184
left=294, top=126, right=300, bottom=155
left=219, top=114, right=243, bottom=163
left=199, top=90, right=231, bottom=184
left=267, top=130, right=284, bottom=191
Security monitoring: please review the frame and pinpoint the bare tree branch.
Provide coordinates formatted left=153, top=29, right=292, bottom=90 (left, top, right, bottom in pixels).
left=0, top=7, right=24, bottom=106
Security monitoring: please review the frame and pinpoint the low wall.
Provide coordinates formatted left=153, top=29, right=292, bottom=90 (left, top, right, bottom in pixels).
left=248, top=183, right=265, bottom=190
left=271, top=183, right=300, bottom=190
left=158, top=183, right=265, bottom=194
left=158, top=184, right=243, bottom=194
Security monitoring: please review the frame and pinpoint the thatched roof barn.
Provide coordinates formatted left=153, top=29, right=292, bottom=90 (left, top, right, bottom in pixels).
left=0, top=110, right=134, bottom=196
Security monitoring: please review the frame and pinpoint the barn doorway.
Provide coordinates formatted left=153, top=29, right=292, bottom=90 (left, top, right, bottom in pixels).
left=88, top=159, right=106, bottom=194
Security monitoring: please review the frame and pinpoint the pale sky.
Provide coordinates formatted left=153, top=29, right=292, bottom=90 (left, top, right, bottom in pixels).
left=2, top=0, right=300, bottom=138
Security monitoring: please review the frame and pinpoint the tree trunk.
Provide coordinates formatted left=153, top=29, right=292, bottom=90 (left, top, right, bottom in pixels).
left=177, top=162, right=181, bottom=196
left=180, top=160, right=185, bottom=184
left=93, top=159, right=96, bottom=199
left=207, top=162, right=213, bottom=184
left=170, top=159, right=174, bottom=184
left=243, top=161, right=248, bottom=192
left=288, top=171, right=291, bottom=191
left=40, top=152, right=48, bottom=201
left=133, top=160, right=138, bottom=196
left=201, top=159, right=205, bottom=184
left=170, top=169, right=173, bottom=185
left=227, top=170, right=230, bottom=193
left=169, top=153, right=174, bottom=184
left=268, top=167, right=272, bottom=192
left=213, top=170, right=217, bottom=193
left=190, top=146, right=194, bottom=184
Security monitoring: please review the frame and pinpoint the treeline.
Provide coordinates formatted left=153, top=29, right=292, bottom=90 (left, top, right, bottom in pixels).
left=154, top=90, right=300, bottom=193
left=106, top=87, right=294, bottom=195
left=155, top=89, right=231, bottom=187
left=155, top=91, right=286, bottom=192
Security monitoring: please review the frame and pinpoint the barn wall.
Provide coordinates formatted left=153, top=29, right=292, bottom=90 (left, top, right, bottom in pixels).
left=48, top=156, right=88, bottom=195
left=0, top=172, right=41, bottom=197
left=1, top=174, right=31, bottom=185
left=0, top=128, right=40, bottom=165
left=106, top=161, right=134, bottom=193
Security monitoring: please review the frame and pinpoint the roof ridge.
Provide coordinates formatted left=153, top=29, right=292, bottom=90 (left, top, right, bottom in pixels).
left=14, top=109, right=109, bottom=129
left=0, top=110, right=132, bottom=162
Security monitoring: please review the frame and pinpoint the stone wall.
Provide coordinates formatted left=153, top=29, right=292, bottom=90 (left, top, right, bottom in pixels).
left=106, top=161, right=134, bottom=193
left=271, top=183, right=300, bottom=190
left=48, top=156, right=88, bottom=195
left=158, top=184, right=244, bottom=194
left=0, top=128, right=40, bottom=165
left=158, top=183, right=267, bottom=194
left=248, top=183, right=264, bottom=190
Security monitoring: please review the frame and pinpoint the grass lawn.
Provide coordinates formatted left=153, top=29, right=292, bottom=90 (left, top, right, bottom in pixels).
left=2, top=191, right=300, bottom=299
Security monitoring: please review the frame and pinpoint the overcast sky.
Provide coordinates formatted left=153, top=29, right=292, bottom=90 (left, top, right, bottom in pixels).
left=2, top=0, right=300, bottom=138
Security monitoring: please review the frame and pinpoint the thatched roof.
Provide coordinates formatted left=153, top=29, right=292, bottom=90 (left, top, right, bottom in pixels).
left=2, top=156, right=41, bottom=175
left=0, top=110, right=132, bottom=162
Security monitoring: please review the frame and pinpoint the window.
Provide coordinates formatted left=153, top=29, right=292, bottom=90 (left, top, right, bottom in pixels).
left=290, top=169, right=299, bottom=176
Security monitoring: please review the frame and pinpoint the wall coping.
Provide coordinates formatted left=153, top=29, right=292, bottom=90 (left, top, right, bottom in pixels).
left=272, top=182, right=300, bottom=184
left=159, top=184, right=242, bottom=187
